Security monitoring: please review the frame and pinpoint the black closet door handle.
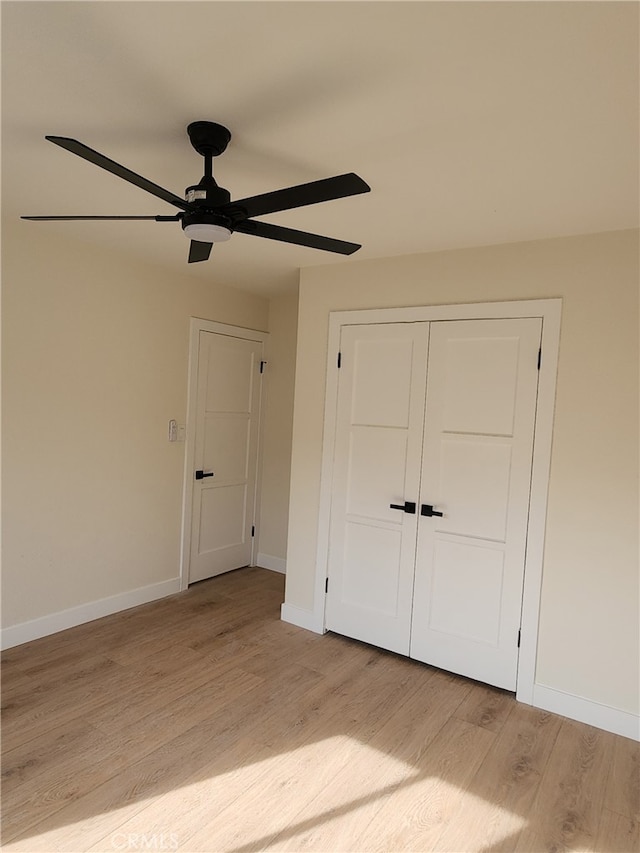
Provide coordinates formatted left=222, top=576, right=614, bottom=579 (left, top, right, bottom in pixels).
left=195, top=470, right=214, bottom=480
left=389, top=501, right=416, bottom=514
left=421, top=504, right=443, bottom=517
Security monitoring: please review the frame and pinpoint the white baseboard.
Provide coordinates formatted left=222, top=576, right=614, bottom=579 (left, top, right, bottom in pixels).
left=533, top=684, right=639, bottom=741
left=1, top=577, right=181, bottom=650
left=280, top=602, right=324, bottom=634
left=257, top=553, right=286, bottom=574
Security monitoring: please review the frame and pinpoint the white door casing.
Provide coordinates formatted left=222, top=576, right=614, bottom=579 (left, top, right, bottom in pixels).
left=181, top=319, right=268, bottom=587
left=314, top=300, right=561, bottom=704
left=410, top=318, right=542, bottom=690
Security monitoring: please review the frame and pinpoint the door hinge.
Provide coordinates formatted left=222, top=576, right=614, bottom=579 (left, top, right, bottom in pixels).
left=325, top=577, right=329, bottom=593
left=259, top=360, right=267, bottom=374
left=337, top=351, right=342, bottom=368
left=251, top=525, right=255, bottom=537
left=537, top=348, right=542, bottom=370
left=517, top=629, right=521, bottom=648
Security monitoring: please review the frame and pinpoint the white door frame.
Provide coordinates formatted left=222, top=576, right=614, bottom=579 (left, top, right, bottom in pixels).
left=315, top=299, right=561, bottom=704
left=179, top=317, right=269, bottom=591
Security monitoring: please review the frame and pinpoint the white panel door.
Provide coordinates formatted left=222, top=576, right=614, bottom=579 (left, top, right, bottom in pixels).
left=325, top=323, right=429, bottom=654
left=189, top=331, right=263, bottom=583
left=410, top=318, right=542, bottom=689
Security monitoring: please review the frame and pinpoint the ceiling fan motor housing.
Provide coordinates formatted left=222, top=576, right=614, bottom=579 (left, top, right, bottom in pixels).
left=184, top=177, right=231, bottom=208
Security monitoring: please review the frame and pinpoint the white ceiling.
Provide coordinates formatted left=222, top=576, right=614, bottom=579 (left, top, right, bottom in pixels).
left=2, top=1, right=638, bottom=296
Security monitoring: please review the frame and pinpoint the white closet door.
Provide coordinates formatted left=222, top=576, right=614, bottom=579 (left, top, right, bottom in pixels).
left=325, top=323, right=429, bottom=655
left=410, top=318, right=542, bottom=690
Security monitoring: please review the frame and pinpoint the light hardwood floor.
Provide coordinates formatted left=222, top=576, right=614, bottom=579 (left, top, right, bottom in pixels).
left=2, top=567, right=638, bottom=852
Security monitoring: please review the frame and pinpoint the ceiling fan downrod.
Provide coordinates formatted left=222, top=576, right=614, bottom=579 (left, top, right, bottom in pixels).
left=184, top=122, right=232, bottom=210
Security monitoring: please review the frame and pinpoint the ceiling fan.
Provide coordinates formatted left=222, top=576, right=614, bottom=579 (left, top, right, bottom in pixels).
left=21, top=121, right=371, bottom=263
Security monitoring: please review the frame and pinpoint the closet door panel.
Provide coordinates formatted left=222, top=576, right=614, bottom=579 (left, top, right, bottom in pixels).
left=325, top=323, right=429, bottom=655
left=410, top=318, right=542, bottom=690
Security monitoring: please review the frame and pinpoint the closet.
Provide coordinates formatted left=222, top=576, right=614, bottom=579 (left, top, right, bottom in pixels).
left=325, top=317, right=542, bottom=691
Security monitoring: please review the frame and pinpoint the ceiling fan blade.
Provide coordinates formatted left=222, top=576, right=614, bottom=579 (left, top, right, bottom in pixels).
left=21, top=215, right=181, bottom=221
left=221, top=173, right=370, bottom=221
left=46, top=136, right=191, bottom=211
left=188, top=240, right=213, bottom=263
left=234, top=219, right=361, bottom=255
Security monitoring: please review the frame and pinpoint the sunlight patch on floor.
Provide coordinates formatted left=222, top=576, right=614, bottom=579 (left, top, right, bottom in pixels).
left=4, top=734, right=527, bottom=852
left=244, top=774, right=528, bottom=853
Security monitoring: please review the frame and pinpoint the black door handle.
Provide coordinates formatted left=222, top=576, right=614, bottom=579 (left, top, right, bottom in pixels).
left=389, top=501, right=416, bottom=514
left=421, top=504, right=443, bottom=517
left=195, top=470, right=214, bottom=480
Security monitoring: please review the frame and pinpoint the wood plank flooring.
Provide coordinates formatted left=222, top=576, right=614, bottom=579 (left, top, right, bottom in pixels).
left=2, top=567, right=638, bottom=852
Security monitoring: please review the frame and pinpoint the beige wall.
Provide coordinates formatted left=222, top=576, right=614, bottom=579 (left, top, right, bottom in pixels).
left=257, top=289, right=299, bottom=563
left=2, top=222, right=268, bottom=627
left=285, top=229, right=639, bottom=715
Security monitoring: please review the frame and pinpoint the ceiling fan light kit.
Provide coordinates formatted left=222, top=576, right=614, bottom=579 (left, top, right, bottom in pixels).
left=22, top=121, right=370, bottom=263
left=182, top=217, right=232, bottom=244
